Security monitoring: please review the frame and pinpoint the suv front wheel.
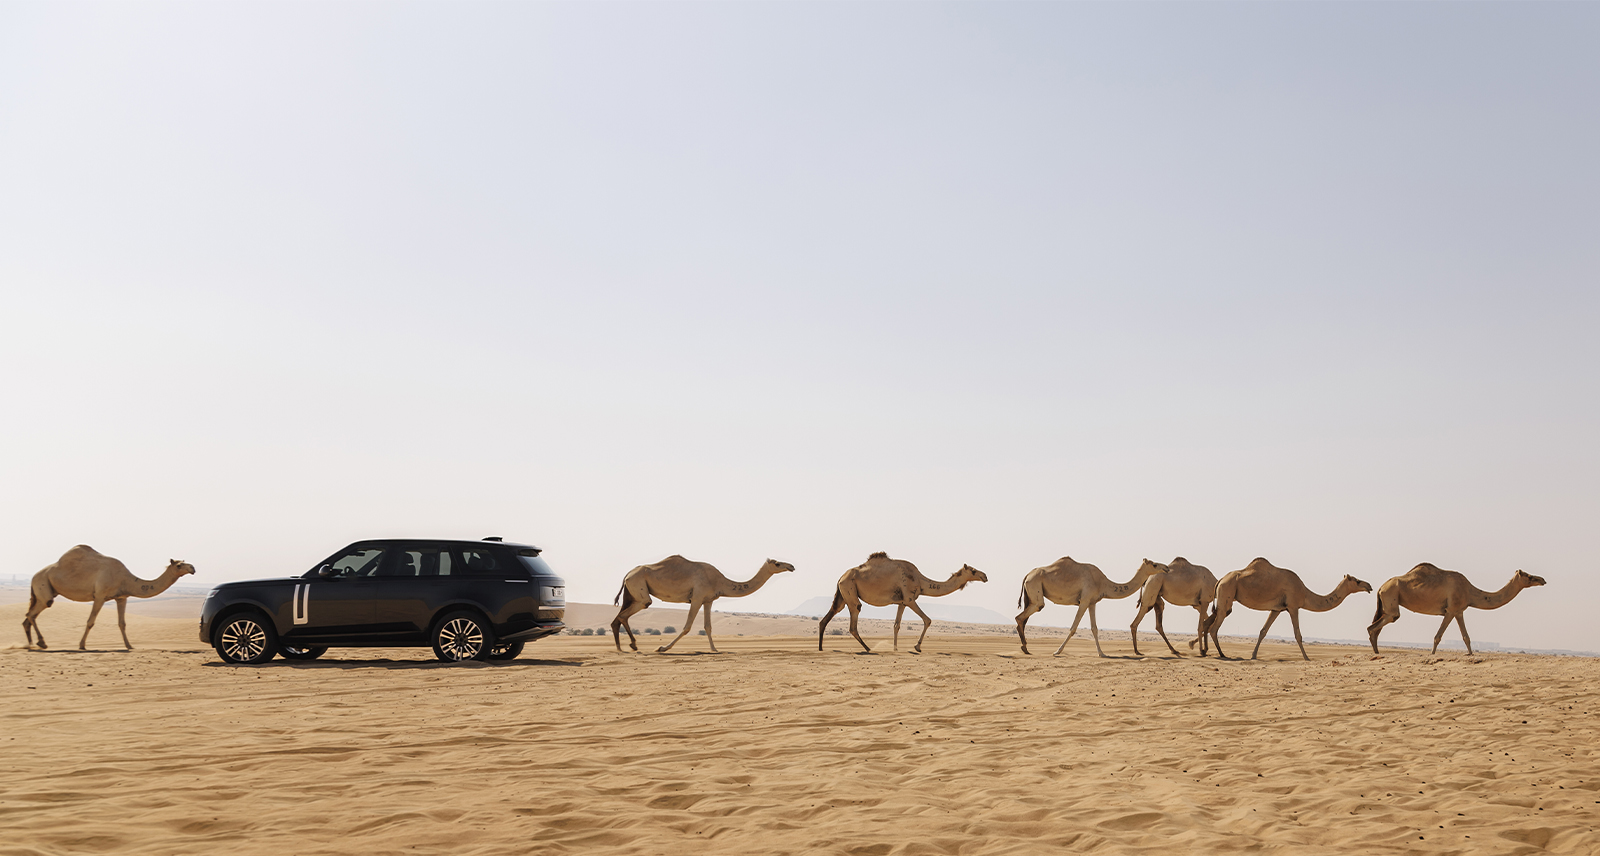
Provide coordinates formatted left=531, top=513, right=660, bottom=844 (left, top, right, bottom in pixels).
left=215, top=613, right=278, bottom=665
left=433, top=611, right=494, bottom=662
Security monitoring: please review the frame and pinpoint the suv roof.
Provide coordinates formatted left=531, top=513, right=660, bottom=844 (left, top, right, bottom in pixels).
left=345, top=538, right=541, bottom=554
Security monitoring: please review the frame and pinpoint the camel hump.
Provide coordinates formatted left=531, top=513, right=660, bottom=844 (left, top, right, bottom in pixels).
left=65, top=544, right=100, bottom=557
left=868, top=551, right=889, bottom=560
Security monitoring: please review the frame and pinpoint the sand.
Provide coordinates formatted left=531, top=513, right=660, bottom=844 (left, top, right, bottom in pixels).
left=3, top=598, right=1598, bottom=855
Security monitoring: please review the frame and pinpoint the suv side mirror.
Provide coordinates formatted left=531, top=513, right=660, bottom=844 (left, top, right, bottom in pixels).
left=317, top=564, right=336, bottom=579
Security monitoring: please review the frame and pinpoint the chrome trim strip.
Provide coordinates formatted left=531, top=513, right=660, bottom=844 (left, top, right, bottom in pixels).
left=293, top=584, right=309, bottom=625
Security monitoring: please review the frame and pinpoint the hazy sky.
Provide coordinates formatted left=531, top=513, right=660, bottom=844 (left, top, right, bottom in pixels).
left=3, top=3, right=1596, bottom=651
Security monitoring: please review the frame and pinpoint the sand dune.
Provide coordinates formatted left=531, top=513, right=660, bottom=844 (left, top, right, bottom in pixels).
left=3, top=598, right=1598, bottom=855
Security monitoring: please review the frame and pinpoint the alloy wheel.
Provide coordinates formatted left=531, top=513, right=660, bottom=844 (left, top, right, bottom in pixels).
left=438, top=617, right=485, bottom=660
left=221, top=618, right=267, bottom=662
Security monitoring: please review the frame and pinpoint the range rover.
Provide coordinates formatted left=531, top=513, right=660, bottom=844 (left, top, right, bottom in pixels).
left=200, top=538, right=566, bottom=664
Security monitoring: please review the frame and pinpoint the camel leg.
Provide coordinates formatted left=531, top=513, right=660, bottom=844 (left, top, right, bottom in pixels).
left=892, top=604, right=904, bottom=652
left=1187, top=605, right=1209, bottom=657
left=1455, top=614, right=1473, bottom=655
left=700, top=601, right=718, bottom=653
left=1251, top=610, right=1281, bottom=660
left=658, top=600, right=703, bottom=653
left=23, top=598, right=51, bottom=649
left=1015, top=587, right=1046, bottom=655
left=1430, top=613, right=1454, bottom=655
left=80, top=598, right=107, bottom=650
left=906, top=599, right=933, bottom=653
left=846, top=603, right=871, bottom=652
left=1128, top=597, right=1151, bottom=657
left=1204, top=603, right=1231, bottom=659
left=1367, top=589, right=1400, bottom=654
left=1287, top=609, right=1309, bottom=661
left=1054, top=603, right=1090, bottom=656
left=611, top=589, right=649, bottom=652
left=115, top=598, right=132, bottom=650
left=1087, top=602, right=1106, bottom=658
left=818, top=593, right=846, bottom=651
left=1153, top=599, right=1182, bottom=657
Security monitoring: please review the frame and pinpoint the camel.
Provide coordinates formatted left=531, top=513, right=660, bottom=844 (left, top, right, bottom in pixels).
left=612, top=556, right=794, bottom=653
left=22, top=545, right=197, bottom=650
left=1201, top=557, right=1371, bottom=660
left=1014, top=557, right=1169, bottom=657
left=1127, top=556, right=1218, bottom=657
left=1367, top=563, right=1545, bottom=655
left=817, top=552, right=988, bottom=653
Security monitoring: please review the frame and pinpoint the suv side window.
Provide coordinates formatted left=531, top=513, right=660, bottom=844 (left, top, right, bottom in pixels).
left=382, top=548, right=454, bottom=577
left=456, top=548, right=502, bottom=577
left=327, top=548, right=386, bottom=578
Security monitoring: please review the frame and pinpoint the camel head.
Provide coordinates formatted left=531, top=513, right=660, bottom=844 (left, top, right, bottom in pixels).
left=1514, top=569, right=1546, bottom=589
left=763, top=559, right=796, bottom=576
left=1140, top=559, right=1171, bottom=576
left=951, top=564, right=988, bottom=589
left=1338, top=574, right=1372, bottom=595
left=168, top=559, right=197, bottom=578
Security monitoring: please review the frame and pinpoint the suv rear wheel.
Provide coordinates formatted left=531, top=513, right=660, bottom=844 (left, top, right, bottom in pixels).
left=215, top=613, right=278, bottom=665
left=433, top=611, right=493, bottom=662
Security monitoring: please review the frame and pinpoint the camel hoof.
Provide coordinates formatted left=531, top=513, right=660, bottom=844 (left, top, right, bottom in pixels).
left=655, top=647, right=669, bottom=654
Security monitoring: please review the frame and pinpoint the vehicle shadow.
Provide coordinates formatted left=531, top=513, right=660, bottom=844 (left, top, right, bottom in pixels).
left=202, top=657, right=588, bottom=670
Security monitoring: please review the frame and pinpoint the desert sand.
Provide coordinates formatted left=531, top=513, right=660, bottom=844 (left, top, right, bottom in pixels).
left=3, top=597, right=1598, bottom=855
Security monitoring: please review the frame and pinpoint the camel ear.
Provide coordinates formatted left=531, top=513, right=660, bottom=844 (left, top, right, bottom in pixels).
left=169, top=559, right=177, bottom=565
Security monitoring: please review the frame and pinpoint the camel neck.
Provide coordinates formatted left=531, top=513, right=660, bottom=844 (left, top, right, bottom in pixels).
left=124, top=565, right=186, bottom=599
left=921, top=574, right=966, bottom=597
left=1105, top=569, right=1154, bottom=600
left=1468, top=577, right=1525, bottom=610
left=1304, top=585, right=1354, bottom=613
left=721, top=567, right=775, bottom=598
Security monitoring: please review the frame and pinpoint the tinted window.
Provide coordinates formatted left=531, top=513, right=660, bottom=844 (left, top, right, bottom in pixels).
left=519, top=555, right=555, bottom=578
left=380, top=548, right=456, bottom=577
left=328, top=548, right=386, bottom=578
left=456, top=549, right=502, bottom=576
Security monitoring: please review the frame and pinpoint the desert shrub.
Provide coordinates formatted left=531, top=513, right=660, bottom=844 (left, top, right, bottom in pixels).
left=697, top=630, right=705, bottom=635
left=829, top=629, right=843, bottom=636
left=644, top=627, right=661, bottom=635
left=663, top=626, right=676, bottom=633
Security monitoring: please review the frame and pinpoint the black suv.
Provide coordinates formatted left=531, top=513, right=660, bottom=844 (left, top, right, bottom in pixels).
left=201, top=538, right=566, bottom=664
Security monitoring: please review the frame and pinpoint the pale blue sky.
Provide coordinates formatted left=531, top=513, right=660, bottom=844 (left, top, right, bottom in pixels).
left=2, top=3, right=1596, bottom=650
